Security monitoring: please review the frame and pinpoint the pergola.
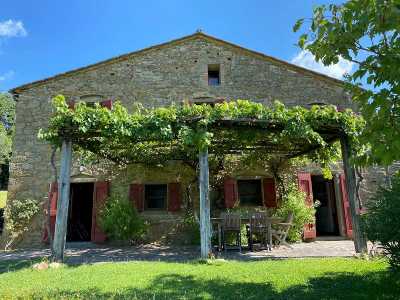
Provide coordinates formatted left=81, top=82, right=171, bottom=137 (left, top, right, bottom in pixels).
left=43, top=98, right=368, bottom=261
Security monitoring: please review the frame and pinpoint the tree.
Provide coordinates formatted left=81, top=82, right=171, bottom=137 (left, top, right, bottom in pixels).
left=362, top=174, right=400, bottom=270
left=294, top=0, right=400, bottom=166
left=0, top=93, right=15, bottom=164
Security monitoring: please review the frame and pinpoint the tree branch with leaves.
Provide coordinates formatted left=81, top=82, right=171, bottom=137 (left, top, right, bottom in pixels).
left=294, top=0, right=400, bottom=166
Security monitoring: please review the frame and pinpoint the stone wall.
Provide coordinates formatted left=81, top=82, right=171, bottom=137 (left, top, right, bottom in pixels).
left=2, top=34, right=360, bottom=247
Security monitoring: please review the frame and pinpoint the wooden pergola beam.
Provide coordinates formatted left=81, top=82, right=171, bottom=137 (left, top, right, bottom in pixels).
left=199, top=148, right=212, bottom=259
left=340, top=134, right=368, bottom=253
left=52, top=139, right=73, bottom=262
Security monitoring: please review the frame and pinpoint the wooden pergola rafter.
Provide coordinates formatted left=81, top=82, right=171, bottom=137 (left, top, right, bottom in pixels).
left=64, top=118, right=342, bottom=163
left=51, top=115, right=367, bottom=261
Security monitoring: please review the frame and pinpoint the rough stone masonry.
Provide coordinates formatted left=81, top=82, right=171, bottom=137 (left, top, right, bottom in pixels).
left=1, top=32, right=391, bottom=248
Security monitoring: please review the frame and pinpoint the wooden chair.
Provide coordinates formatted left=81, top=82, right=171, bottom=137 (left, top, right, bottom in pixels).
left=221, top=212, right=242, bottom=252
left=247, top=212, right=271, bottom=251
left=271, top=212, right=294, bottom=248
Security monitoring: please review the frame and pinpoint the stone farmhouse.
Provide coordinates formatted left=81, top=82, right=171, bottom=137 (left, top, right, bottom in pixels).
left=2, top=32, right=382, bottom=247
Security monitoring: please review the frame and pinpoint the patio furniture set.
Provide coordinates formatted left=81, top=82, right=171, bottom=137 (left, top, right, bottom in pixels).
left=211, top=211, right=294, bottom=252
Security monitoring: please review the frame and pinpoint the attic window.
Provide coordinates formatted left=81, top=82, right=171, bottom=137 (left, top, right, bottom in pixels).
left=208, top=64, right=220, bottom=86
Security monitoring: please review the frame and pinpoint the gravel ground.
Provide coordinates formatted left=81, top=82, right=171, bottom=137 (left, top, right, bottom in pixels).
left=0, top=239, right=369, bottom=265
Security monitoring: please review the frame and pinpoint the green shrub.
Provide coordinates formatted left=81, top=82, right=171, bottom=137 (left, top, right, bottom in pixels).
left=362, top=174, right=400, bottom=270
left=4, top=198, right=40, bottom=249
left=274, top=186, right=316, bottom=242
left=181, top=212, right=201, bottom=245
left=99, top=196, right=148, bottom=243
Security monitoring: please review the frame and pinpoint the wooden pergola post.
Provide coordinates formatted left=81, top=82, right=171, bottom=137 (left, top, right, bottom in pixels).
left=53, top=139, right=73, bottom=262
left=199, top=147, right=211, bottom=259
left=340, top=134, right=368, bottom=253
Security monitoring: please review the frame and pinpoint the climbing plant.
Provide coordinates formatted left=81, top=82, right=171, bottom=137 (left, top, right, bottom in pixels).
left=39, top=95, right=365, bottom=176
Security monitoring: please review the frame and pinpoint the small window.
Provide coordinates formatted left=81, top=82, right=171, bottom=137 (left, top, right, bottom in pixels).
left=237, top=180, right=262, bottom=206
left=145, top=184, right=167, bottom=210
left=208, top=64, right=220, bottom=86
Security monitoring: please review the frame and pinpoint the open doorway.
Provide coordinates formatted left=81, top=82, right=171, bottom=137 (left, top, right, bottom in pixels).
left=311, top=176, right=339, bottom=236
left=67, top=182, right=94, bottom=242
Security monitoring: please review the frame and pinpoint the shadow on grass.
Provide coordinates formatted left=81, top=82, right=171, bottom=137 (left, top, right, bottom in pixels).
left=0, top=259, right=40, bottom=274
left=25, top=269, right=400, bottom=300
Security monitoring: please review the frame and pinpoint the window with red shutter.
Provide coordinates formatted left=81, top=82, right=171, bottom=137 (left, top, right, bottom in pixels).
left=100, top=99, right=113, bottom=109
left=129, top=183, right=144, bottom=212
left=224, top=178, right=237, bottom=208
left=237, top=179, right=263, bottom=206
left=67, top=100, right=75, bottom=110
left=262, top=178, right=277, bottom=207
left=144, top=184, right=167, bottom=210
left=168, top=183, right=181, bottom=212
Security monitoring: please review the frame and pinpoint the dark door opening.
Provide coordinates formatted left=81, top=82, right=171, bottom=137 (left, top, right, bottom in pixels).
left=311, top=176, right=339, bottom=236
left=67, top=182, right=94, bottom=242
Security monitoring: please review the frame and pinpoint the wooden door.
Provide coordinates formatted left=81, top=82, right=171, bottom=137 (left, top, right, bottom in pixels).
left=297, top=173, right=316, bottom=239
left=91, top=181, right=109, bottom=243
left=339, top=174, right=353, bottom=238
left=43, top=181, right=58, bottom=243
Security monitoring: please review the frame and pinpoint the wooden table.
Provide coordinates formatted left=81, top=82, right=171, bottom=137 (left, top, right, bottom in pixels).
left=211, top=216, right=283, bottom=252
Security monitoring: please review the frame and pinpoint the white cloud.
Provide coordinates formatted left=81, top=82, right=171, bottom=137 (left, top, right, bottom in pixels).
left=0, top=20, right=27, bottom=37
left=291, top=50, right=353, bottom=79
left=0, top=70, right=15, bottom=82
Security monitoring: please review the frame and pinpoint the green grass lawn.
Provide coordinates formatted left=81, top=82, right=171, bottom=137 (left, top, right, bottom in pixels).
left=0, top=258, right=398, bottom=299
left=0, top=191, right=6, bottom=208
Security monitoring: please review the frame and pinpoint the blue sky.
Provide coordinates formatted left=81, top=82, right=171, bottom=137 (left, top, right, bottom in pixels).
left=0, top=0, right=348, bottom=92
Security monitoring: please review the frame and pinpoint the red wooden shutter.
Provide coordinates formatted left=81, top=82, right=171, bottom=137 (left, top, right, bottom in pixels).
left=68, top=100, right=75, bottom=110
left=100, top=99, right=113, bottom=109
left=168, top=183, right=181, bottom=212
left=91, top=181, right=109, bottom=243
left=129, top=184, right=144, bottom=212
left=224, top=178, right=237, bottom=208
left=297, top=173, right=316, bottom=240
left=263, top=178, right=277, bottom=207
left=339, top=174, right=353, bottom=238
left=43, top=181, right=58, bottom=243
